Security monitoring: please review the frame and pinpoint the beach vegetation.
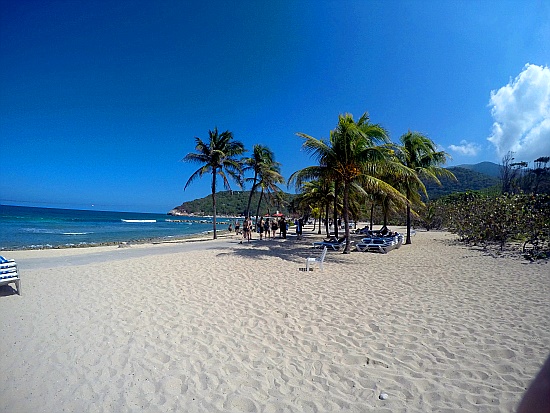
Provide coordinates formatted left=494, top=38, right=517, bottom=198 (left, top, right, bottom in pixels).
left=182, top=128, right=245, bottom=239
left=423, top=192, right=550, bottom=256
left=394, top=131, right=455, bottom=244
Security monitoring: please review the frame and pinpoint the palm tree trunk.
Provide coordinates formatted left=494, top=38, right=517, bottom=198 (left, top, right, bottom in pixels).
left=343, top=181, right=351, bottom=254
left=333, top=182, right=339, bottom=237
left=369, top=203, right=374, bottom=230
left=406, top=204, right=412, bottom=245
left=255, top=188, right=264, bottom=226
left=405, top=189, right=412, bottom=244
left=383, top=197, right=388, bottom=228
left=324, top=202, right=330, bottom=236
left=246, top=173, right=258, bottom=218
left=211, top=168, right=217, bottom=240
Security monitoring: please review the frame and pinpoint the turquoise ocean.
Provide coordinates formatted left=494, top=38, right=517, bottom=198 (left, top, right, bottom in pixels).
left=0, top=205, right=225, bottom=250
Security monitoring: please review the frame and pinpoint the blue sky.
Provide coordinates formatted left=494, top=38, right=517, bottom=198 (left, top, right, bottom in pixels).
left=1, top=0, right=549, bottom=213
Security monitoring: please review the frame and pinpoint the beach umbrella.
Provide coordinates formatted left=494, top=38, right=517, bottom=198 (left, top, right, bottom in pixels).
left=272, top=212, right=284, bottom=217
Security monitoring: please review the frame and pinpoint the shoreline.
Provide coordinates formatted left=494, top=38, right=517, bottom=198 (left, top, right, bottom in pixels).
left=0, top=228, right=231, bottom=252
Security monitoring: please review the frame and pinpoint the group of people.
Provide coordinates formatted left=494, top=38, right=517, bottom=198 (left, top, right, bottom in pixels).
left=231, top=216, right=288, bottom=243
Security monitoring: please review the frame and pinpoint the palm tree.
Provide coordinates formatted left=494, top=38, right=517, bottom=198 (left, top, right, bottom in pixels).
left=242, top=144, right=276, bottom=218
left=292, top=178, right=335, bottom=235
left=289, top=167, right=336, bottom=236
left=253, top=158, right=285, bottom=224
left=296, top=112, right=416, bottom=253
left=396, top=131, right=455, bottom=244
left=182, top=128, right=245, bottom=239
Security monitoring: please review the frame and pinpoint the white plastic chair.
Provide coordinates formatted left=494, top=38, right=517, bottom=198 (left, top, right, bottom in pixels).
left=0, top=257, right=21, bottom=295
left=306, top=246, right=327, bottom=271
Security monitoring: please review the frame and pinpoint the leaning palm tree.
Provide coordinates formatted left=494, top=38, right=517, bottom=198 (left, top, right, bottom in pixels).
left=182, top=128, right=245, bottom=239
left=254, top=159, right=285, bottom=224
left=396, top=131, right=455, bottom=244
left=296, top=112, right=417, bottom=253
left=242, top=144, right=276, bottom=218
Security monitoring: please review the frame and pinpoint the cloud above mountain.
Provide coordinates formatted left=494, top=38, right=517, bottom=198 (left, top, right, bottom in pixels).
left=448, top=140, right=481, bottom=156
left=488, top=64, right=550, bottom=163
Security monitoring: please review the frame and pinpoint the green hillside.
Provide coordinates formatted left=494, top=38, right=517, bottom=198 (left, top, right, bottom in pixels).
left=424, top=167, right=500, bottom=199
left=169, top=191, right=297, bottom=217
left=454, top=161, right=502, bottom=178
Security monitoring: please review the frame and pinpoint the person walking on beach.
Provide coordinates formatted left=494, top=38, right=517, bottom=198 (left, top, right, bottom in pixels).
left=246, top=217, right=252, bottom=242
left=271, top=219, right=278, bottom=239
left=295, top=217, right=303, bottom=240
left=280, top=217, right=287, bottom=239
left=240, top=218, right=250, bottom=243
left=258, top=217, right=264, bottom=240
left=235, top=220, right=240, bottom=235
left=264, top=218, right=270, bottom=239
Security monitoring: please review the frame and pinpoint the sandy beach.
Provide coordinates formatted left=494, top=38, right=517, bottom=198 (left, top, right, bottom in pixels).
left=1, top=228, right=548, bottom=413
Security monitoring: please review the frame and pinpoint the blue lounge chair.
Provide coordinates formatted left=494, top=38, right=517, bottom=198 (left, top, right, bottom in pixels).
left=0, top=256, right=21, bottom=295
left=356, top=234, right=402, bottom=254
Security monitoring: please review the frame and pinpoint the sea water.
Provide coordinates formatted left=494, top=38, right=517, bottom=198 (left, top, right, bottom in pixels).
left=0, top=205, right=227, bottom=250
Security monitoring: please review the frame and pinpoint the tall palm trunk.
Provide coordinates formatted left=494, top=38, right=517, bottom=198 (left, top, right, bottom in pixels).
left=255, top=188, right=264, bottom=226
left=211, top=168, right=217, bottom=239
left=246, top=171, right=258, bottom=218
left=405, top=189, right=412, bottom=244
left=333, top=181, right=339, bottom=237
left=383, top=196, right=388, bottom=228
left=369, top=203, right=374, bottom=230
left=406, top=205, right=412, bottom=244
left=324, top=202, right=330, bottom=236
left=342, top=181, right=351, bottom=254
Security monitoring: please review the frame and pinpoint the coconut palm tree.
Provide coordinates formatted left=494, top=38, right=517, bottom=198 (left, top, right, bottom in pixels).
left=396, top=131, right=455, bottom=244
left=292, top=178, right=335, bottom=235
left=182, top=128, right=245, bottom=239
left=296, top=112, right=416, bottom=253
left=253, top=159, right=285, bottom=224
left=242, top=144, right=277, bottom=218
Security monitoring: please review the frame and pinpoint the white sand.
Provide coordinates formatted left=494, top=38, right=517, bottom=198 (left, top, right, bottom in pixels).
left=1, top=229, right=549, bottom=412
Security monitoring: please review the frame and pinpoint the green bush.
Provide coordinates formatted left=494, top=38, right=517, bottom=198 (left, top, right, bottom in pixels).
left=436, top=192, right=550, bottom=250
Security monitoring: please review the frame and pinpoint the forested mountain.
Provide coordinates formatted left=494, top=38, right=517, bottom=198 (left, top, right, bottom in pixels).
left=423, top=167, right=500, bottom=200
left=454, top=161, right=501, bottom=178
left=169, top=191, right=297, bottom=217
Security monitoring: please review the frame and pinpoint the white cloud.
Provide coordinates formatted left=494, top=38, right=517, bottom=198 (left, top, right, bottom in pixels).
left=448, top=140, right=480, bottom=156
left=488, top=64, right=550, bottom=162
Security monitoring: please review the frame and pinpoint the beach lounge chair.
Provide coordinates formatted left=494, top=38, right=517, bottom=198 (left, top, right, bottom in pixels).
left=356, top=237, right=396, bottom=254
left=0, top=257, right=20, bottom=295
left=312, top=236, right=348, bottom=251
left=306, top=246, right=327, bottom=271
